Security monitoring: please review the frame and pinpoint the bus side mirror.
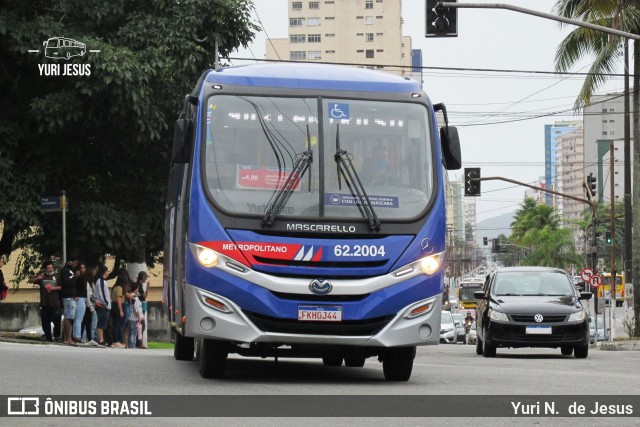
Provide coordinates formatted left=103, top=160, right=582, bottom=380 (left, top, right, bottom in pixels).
left=474, top=291, right=486, bottom=300
left=171, top=117, right=193, bottom=164
left=171, top=95, right=197, bottom=164
left=441, top=126, right=461, bottom=170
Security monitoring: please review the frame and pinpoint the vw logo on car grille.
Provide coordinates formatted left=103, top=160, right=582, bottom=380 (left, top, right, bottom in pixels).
left=309, top=279, right=332, bottom=295
left=534, top=314, right=544, bottom=323
left=309, top=279, right=333, bottom=295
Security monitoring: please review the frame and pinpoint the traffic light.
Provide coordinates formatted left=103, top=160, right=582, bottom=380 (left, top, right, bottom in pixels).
left=492, top=238, right=500, bottom=253
left=483, top=237, right=488, bottom=246
left=426, top=0, right=458, bottom=37
left=464, top=167, right=480, bottom=196
left=586, top=173, right=596, bottom=197
left=605, top=231, right=612, bottom=244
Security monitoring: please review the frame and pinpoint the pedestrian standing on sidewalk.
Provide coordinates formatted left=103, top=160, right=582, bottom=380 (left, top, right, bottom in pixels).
left=28, top=261, right=61, bottom=342
left=93, top=265, right=111, bottom=346
left=71, top=262, right=88, bottom=344
left=82, top=265, right=98, bottom=345
left=135, top=271, right=149, bottom=348
left=0, top=256, right=8, bottom=301
left=60, top=256, right=79, bottom=345
left=110, top=274, right=127, bottom=348
left=128, top=294, right=142, bottom=348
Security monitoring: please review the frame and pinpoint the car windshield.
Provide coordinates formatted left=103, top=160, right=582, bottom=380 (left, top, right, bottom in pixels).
left=441, top=311, right=453, bottom=323
left=452, top=314, right=464, bottom=324
left=493, top=271, right=574, bottom=296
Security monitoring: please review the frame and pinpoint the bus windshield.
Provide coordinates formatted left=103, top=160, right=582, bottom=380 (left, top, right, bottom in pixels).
left=202, top=95, right=434, bottom=221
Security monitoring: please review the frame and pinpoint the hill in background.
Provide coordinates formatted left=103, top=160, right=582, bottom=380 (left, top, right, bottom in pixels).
left=476, top=211, right=514, bottom=248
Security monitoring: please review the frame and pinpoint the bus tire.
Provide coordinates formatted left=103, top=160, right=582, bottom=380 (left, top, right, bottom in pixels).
left=322, top=356, right=343, bottom=367
left=475, top=336, right=483, bottom=355
left=344, top=355, right=366, bottom=367
left=382, top=346, right=415, bottom=381
left=173, top=331, right=194, bottom=361
left=198, top=338, right=229, bottom=379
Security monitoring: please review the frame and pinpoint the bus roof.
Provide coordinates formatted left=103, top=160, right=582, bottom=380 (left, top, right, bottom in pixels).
left=204, top=63, right=422, bottom=93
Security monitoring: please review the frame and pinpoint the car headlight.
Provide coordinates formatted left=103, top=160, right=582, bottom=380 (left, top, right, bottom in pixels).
left=568, top=310, right=586, bottom=322
left=489, top=308, right=508, bottom=322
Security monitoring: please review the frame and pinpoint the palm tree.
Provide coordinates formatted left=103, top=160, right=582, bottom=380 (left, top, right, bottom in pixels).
left=553, top=0, right=640, bottom=335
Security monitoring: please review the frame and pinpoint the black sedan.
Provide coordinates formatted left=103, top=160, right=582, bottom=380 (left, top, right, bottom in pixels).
left=474, top=267, right=592, bottom=358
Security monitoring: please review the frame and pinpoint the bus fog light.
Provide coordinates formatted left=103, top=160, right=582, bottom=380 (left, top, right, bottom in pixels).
left=200, top=317, right=215, bottom=331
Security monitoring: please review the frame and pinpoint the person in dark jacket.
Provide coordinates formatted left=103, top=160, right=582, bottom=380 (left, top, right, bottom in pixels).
left=60, top=256, right=79, bottom=345
left=0, top=256, right=8, bottom=301
left=28, top=261, right=61, bottom=342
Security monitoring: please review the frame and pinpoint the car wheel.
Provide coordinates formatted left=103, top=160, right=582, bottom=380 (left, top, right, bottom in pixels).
left=475, top=335, right=483, bottom=355
left=173, top=330, right=194, bottom=361
left=561, top=346, right=573, bottom=356
left=322, top=356, right=343, bottom=367
left=344, top=355, right=366, bottom=367
left=574, top=344, right=589, bottom=359
left=482, top=338, right=496, bottom=357
left=382, top=346, right=416, bottom=381
left=198, top=338, right=229, bottom=379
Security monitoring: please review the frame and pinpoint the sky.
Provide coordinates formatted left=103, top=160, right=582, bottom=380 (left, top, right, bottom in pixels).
left=229, top=0, right=629, bottom=226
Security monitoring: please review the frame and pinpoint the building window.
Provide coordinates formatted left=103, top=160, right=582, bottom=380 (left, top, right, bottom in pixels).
left=325, top=49, right=335, bottom=53
left=602, top=131, right=607, bottom=135
left=290, top=18, right=305, bottom=26
left=366, top=49, right=374, bottom=58
left=308, top=50, right=321, bottom=60
left=376, top=32, right=383, bottom=36
left=356, top=16, right=363, bottom=19
left=602, top=108, right=607, bottom=112
left=325, top=33, right=335, bottom=37
left=602, top=120, right=607, bottom=123
left=356, top=49, right=364, bottom=53
left=356, top=32, right=364, bottom=36
left=290, top=34, right=306, bottom=43
left=610, top=131, right=615, bottom=135
left=292, top=2, right=302, bottom=10
left=309, top=1, right=319, bottom=9
left=365, top=0, right=373, bottom=8
left=307, top=17, right=321, bottom=26
left=609, top=108, right=614, bottom=112
left=376, top=15, right=383, bottom=19
left=610, top=119, right=615, bottom=123
left=365, top=16, right=374, bottom=24
left=308, top=34, right=321, bottom=42
left=376, top=49, right=383, bottom=52
left=325, top=16, right=335, bottom=20
left=366, top=33, right=374, bottom=41
left=324, top=0, right=334, bottom=3
left=290, top=51, right=306, bottom=60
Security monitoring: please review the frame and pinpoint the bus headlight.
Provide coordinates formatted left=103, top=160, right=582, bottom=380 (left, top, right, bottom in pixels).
left=196, top=247, right=218, bottom=268
left=419, top=252, right=444, bottom=275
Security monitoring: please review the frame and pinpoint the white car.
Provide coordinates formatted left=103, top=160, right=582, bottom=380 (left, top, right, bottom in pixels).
left=439, top=311, right=458, bottom=344
left=467, top=321, right=477, bottom=345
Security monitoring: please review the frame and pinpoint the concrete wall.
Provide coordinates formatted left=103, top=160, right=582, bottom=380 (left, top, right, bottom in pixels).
left=0, top=302, right=171, bottom=342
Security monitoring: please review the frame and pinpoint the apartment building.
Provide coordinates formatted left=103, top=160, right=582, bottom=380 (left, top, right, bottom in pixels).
left=266, top=0, right=418, bottom=80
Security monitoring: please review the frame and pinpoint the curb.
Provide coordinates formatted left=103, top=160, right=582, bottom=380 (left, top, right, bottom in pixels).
left=599, top=340, right=640, bottom=351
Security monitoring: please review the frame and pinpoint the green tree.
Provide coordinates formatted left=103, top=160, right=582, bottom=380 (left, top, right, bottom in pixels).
left=0, top=0, right=259, bottom=281
left=553, top=0, right=640, bottom=335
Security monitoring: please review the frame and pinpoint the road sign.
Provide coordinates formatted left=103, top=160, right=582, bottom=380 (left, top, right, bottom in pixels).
left=590, top=274, right=603, bottom=289
left=580, top=268, right=594, bottom=283
left=41, top=196, right=61, bottom=212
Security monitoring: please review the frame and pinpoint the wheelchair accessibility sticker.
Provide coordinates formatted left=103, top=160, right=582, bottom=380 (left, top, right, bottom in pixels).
left=329, top=103, right=349, bottom=120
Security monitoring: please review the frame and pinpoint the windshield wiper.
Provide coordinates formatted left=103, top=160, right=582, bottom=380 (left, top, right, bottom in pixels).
left=261, top=125, right=313, bottom=227
left=334, top=124, right=380, bottom=231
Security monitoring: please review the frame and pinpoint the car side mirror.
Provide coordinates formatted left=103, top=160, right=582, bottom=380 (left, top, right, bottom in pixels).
left=579, top=292, right=593, bottom=300
left=474, top=290, right=486, bottom=300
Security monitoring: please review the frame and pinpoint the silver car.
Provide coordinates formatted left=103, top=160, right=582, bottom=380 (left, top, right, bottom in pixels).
left=451, top=313, right=466, bottom=343
left=467, top=321, right=477, bottom=345
left=440, top=311, right=458, bottom=344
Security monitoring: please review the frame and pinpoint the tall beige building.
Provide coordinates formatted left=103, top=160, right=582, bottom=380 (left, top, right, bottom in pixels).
left=555, top=127, right=585, bottom=228
left=266, top=0, right=418, bottom=80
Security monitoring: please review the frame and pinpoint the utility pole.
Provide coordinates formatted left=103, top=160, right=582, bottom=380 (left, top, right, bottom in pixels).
left=609, top=142, right=616, bottom=341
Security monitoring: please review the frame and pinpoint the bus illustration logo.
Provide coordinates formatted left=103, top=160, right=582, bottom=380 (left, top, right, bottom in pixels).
left=43, top=37, right=86, bottom=60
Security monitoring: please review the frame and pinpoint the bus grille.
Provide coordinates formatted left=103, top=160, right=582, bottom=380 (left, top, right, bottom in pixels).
left=243, top=311, right=394, bottom=336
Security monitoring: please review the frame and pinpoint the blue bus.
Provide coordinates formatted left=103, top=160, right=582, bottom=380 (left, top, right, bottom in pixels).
left=165, top=63, right=461, bottom=381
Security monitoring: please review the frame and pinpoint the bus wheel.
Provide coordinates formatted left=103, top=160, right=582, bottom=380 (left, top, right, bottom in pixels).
left=322, top=356, right=343, bottom=367
left=173, top=331, right=194, bottom=361
left=198, top=338, right=229, bottom=379
left=475, top=336, right=483, bottom=355
left=382, top=346, right=415, bottom=381
left=344, top=355, right=366, bottom=367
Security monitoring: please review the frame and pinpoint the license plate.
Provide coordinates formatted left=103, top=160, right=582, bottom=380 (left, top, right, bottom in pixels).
left=298, top=305, right=342, bottom=322
left=526, top=325, right=552, bottom=335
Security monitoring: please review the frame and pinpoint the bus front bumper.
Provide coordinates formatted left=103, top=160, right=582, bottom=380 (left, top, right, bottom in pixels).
left=183, top=284, right=441, bottom=348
